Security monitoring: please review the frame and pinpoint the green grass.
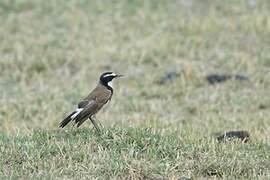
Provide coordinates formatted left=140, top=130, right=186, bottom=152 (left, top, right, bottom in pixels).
left=1, top=0, right=270, bottom=179
left=1, top=127, right=269, bottom=179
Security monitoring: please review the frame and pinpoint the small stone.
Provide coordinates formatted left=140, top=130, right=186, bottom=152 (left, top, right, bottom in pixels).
left=216, top=130, right=250, bottom=143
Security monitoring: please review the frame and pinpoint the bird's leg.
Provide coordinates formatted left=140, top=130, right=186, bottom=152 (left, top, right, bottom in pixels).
left=89, top=117, right=101, bottom=134
left=92, top=115, right=104, bottom=129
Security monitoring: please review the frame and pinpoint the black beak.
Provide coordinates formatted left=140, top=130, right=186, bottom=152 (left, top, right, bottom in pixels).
left=115, top=74, right=124, bottom=78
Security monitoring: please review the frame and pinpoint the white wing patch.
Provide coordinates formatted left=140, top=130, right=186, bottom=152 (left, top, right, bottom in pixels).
left=71, top=108, right=83, bottom=119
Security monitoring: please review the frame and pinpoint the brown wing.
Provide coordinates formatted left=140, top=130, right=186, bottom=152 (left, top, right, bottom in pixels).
left=78, top=100, right=89, bottom=108
left=84, top=83, right=112, bottom=106
left=75, top=83, right=113, bottom=127
left=74, top=100, right=98, bottom=126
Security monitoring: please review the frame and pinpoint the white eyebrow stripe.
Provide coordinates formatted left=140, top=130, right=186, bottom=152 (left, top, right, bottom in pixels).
left=104, top=73, right=116, bottom=77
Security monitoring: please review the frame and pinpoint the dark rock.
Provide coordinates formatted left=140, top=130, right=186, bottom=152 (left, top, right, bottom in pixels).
left=157, top=70, right=180, bottom=85
left=216, top=130, right=250, bottom=143
left=206, top=74, right=231, bottom=84
left=258, top=104, right=268, bottom=110
left=234, top=74, right=249, bottom=81
left=206, top=74, right=249, bottom=85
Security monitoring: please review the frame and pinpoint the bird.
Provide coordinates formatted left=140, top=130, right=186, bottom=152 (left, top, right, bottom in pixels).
left=59, top=72, right=123, bottom=133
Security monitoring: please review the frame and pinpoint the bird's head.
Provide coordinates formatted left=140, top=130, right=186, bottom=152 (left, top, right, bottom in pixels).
left=100, top=72, right=123, bottom=87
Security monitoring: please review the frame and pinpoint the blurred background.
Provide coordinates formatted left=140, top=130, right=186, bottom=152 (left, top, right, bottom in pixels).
left=0, top=0, right=270, bottom=138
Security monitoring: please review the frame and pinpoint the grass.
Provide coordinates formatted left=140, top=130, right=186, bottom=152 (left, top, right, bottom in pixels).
left=1, top=127, right=269, bottom=179
left=0, top=0, right=270, bottom=179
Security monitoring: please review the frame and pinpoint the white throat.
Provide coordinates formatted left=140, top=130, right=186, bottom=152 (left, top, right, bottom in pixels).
left=108, top=81, right=113, bottom=89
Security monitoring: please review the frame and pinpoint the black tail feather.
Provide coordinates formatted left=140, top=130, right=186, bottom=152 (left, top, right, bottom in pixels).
left=59, top=111, right=76, bottom=128
left=74, top=112, right=89, bottom=126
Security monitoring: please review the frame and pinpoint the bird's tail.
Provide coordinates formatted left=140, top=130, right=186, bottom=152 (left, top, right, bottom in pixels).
left=59, top=111, right=76, bottom=128
left=59, top=108, right=83, bottom=128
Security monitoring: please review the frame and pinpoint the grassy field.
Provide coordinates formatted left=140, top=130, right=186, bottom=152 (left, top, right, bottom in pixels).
left=1, top=0, right=270, bottom=179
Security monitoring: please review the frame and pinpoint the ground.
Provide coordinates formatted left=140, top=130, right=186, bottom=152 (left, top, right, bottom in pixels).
left=0, top=0, right=270, bottom=179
